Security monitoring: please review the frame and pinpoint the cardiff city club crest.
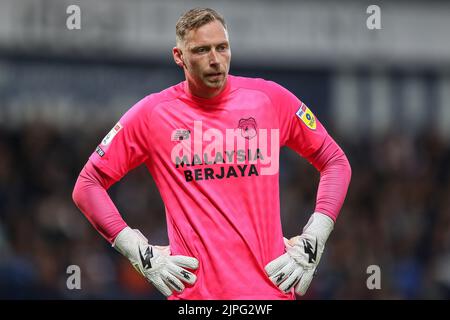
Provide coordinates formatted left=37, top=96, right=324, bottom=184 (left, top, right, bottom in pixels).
left=238, top=117, right=257, bottom=139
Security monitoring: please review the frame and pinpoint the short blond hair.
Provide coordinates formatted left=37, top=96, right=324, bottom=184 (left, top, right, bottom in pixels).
left=175, top=8, right=227, bottom=45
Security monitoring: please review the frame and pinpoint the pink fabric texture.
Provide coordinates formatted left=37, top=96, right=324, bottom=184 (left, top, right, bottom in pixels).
left=73, top=161, right=127, bottom=244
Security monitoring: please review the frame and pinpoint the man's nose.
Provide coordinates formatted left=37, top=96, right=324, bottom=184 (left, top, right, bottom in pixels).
left=209, top=49, right=219, bottom=65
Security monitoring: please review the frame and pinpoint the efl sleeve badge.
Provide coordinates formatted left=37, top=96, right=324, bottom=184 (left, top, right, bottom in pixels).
left=295, top=103, right=316, bottom=130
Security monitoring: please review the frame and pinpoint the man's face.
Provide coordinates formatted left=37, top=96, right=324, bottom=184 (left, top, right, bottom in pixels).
left=174, top=20, right=231, bottom=97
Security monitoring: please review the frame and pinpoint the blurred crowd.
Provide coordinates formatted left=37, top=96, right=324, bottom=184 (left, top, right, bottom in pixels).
left=0, top=119, right=449, bottom=299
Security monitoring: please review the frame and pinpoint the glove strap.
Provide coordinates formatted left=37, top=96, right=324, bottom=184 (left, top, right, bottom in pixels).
left=113, top=226, right=148, bottom=260
left=303, top=212, right=334, bottom=246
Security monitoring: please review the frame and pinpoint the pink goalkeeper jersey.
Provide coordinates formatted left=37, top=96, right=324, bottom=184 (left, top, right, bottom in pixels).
left=89, top=75, right=330, bottom=300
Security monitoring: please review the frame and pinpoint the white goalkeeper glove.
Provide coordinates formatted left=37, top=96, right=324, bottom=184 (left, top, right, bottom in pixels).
left=113, top=227, right=199, bottom=297
left=265, top=212, right=334, bottom=295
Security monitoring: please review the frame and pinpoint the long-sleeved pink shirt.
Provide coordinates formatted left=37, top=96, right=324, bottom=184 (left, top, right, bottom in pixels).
left=72, top=75, right=351, bottom=300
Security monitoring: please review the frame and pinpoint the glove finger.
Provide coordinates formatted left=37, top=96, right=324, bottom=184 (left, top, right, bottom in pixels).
left=295, top=268, right=315, bottom=296
left=149, top=275, right=173, bottom=297
left=161, top=269, right=185, bottom=293
left=279, top=267, right=303, bottom=293
left=264, top=253, right=291, bottom=277
left=269, top=259, right=297, bottom=286
left=170, top=255, right=199, bottom=270
left=167, top=263, right=197, bottom=285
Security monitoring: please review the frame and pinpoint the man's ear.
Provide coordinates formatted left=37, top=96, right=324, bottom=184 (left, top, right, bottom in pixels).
left=172, top=47, right=184, bottom=68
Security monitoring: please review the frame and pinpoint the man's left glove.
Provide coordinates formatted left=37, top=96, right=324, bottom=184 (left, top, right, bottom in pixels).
left=264, top=212, right=334, bottom=295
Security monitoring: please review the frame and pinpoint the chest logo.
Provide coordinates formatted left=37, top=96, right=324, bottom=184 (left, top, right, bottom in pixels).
left=171, top=129, right=191, bottom=141
left=238, top=117, right=257, bottom=139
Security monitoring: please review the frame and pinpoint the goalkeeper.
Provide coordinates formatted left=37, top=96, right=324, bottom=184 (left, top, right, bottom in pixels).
left=72, top=7, right=351, bottom=299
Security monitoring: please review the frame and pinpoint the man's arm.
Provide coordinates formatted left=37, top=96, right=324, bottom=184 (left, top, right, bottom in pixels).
left=72, top=160, right=199, bottom=297
left=307, top=134, right=352, bottom=222
left=72, top=95, right=199, bottom=297
left=72, top=160, right=127, bottom=243
left=265, top=134, right=351, bottom=295
left=260, top=80, right=351, bottom=295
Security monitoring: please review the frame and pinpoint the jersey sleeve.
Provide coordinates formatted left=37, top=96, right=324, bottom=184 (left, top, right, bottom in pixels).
left=265, top=81, right=328, bottom=159
left=89, top=96, right=152, bottom=181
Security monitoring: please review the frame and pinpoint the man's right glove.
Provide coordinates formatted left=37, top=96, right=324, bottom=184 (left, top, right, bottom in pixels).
left=113, top=226, right=199, bottom=297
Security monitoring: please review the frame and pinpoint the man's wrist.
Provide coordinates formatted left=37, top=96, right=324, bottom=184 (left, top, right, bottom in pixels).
left=113, top=226, right=147, bottom=260
left=302, top=212, right=334, bottom=246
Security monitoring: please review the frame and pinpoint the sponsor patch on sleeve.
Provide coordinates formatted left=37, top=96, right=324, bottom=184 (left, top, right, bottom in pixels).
left=101, top=122, right=123, bottom=146
left=95, top=146, right=105, bottom=157
left=295, top=103, right=316, bottom=130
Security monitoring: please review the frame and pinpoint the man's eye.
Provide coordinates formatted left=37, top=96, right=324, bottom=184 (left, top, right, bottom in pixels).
left=196, top=47, right=207, bottom=53
left=217, top=45, right=227, bottom=51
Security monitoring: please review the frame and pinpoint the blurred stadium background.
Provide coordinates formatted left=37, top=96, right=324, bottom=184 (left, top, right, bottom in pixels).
left=0, top=0, right=449, bottom=299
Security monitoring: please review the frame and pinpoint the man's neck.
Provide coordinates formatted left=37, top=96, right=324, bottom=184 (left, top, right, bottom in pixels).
left=187, top=79, right=228, bottom=99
